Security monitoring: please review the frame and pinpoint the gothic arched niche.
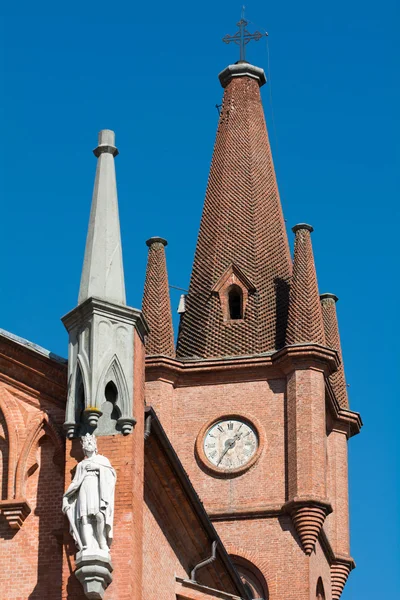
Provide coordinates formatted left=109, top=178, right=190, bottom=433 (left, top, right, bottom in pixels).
left=96, top=381, right=121, bottom=435
left=74, top=365, right=86, bottom=435
left=231, top=555, right=269, bottom=600
left=0, top=410, right=9, bottom=500
left=316, top=577, right=326, bottom=599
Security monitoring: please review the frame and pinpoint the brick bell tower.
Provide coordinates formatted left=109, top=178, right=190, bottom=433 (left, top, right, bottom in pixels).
left=144, top=27, right=362, bottom=600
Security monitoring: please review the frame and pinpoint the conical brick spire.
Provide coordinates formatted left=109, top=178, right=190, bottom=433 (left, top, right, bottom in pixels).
left=78, top=130, right=126, bottom=305
left=176, top=63, right=291, bottom=358
left=286, top=224, right=325, bottom=345
left=142, top=237, right=174, bottom=356
left=320, top=294, right=349, bottom=408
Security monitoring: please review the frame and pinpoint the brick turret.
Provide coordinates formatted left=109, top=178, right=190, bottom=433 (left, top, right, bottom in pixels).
left=176, top=62, right=291, bottom=358
left=320, top=293, right=349, bottom=408
left=142, top=237, right=175, bottom=357
left=286, top=224, right=325, bottom=345
left=282, top=224, right=332, bottom=554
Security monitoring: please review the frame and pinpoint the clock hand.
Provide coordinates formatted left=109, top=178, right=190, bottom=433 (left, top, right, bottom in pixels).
left=217, top=432, right=242, bottom=466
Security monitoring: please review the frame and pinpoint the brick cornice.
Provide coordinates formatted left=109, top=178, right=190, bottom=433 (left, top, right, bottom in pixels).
left=325, top=378, right=362, bottom=438
left=145, top=353, right=280, bottom=386
left=145, top=345, right=340, bottom=382
left=272, top=343, right=340, bottom=376
left=208, top=503, right=283, bottom=521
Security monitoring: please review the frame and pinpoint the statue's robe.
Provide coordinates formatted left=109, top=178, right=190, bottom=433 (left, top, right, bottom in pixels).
left=63, top=454, right=116, bottom=548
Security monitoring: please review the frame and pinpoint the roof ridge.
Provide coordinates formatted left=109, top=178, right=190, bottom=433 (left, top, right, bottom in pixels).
left=0, top=328, right=67, bottom=364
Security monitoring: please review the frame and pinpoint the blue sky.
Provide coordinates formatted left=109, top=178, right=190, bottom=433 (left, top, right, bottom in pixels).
left=0, top=1, right=399, bottom=597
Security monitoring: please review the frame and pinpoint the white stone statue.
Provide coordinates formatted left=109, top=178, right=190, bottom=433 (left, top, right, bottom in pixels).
left=62, top=434, right=116, bottom=553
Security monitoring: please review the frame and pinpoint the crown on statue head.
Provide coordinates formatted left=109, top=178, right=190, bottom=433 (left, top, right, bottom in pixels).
left=80, top=433, right=98, bottom=452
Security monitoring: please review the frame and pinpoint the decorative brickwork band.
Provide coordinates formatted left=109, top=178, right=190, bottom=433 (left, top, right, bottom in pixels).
left=320, top=294, right=349, bottom=408
left=331, top=558, right=354, bottom=599
left=287, top=500, right=331, bottom=555
left=142, top=237, right=175, bottom=356
left=176, top=66, right=291, bottom=358
left=286, top=224, right=326, bottom=346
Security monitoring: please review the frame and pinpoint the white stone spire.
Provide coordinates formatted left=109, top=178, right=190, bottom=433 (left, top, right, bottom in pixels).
left=78, top=129, right=126, bottom=306
left=62, top=130, right=149, bottom=441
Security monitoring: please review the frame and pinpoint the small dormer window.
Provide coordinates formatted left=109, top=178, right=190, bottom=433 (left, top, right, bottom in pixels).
left=212, top=263, right=256, bottom=324
left=228, top=285, right=243, bottom=320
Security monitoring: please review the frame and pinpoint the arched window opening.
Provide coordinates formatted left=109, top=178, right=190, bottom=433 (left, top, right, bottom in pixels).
left=316, top=578, right=325, bottom=600
left=228, top=285, right=243, bottom=320
left=104, top=381, right=120, bottom=422
left=105, top=381, right=118, bottom=405
left=97, top=381, right=121, bottom=435
left=231, top=556, right=269, bottom=600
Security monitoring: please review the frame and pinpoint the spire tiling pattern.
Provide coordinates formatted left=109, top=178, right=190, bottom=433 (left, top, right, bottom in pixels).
left=176, top=71, right=291, bottom=358
left=142, top=238, right=175, bottom=357
left=321, top=294, right=349, bottom=408
left=286, top=225, right=326, bottom=346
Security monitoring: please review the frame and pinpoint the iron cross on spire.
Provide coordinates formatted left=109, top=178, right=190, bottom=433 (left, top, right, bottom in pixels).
left=222, top=7, right=267, bottom=62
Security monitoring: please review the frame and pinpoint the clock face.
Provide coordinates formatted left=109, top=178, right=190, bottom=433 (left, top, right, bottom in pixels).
left=203, top=419, right=258, bottom=470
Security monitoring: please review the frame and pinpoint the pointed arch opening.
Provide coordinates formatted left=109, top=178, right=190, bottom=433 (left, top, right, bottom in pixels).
left=316, top=577, right=325, bottom=599
left=0, top=409, right=9, bottom=500
left=228, top=284, right=243, bottom=320
left=96, top=379, right=122, bottom=435
left=75, top=365, right=85, bottom=428
left=104, top=381, right=121, bottom=422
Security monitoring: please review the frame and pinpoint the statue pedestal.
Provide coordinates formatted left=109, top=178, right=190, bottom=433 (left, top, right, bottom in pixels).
left=75, top=549, right=113, bottom=599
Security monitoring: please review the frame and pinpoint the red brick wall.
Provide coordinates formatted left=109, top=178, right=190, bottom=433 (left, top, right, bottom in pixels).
left=215, top=517, right=308, bottom=600
left=142, top=493, right=187, bottom=600
left=0, top=434, right=64, bottom=600
left=0, top=380, right=65, bottom=600
left=286, top=369, right=327, bottom=500
left=309, top=543, right=332, bottom=600
left=325, top=430, right=349, bottom=556
left=148, top=378, right=286, bottom=513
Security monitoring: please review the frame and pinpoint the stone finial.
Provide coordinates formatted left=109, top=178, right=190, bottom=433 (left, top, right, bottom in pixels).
left=177, top=294, right=186, bottom=314
left=78, top=129, right=126, bottom=306
left=218, top=63, right=267, bottom=88
left=146, top=236, right=168, bottom=247
left=320, top=292, right=339, bottom=303
left=93, top=129, right=119, bottom=157
left=292, top=223, right=314, bottom=234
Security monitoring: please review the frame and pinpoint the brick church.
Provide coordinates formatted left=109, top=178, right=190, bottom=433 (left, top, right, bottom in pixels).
left=0, top=24, right=362, bottom=600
